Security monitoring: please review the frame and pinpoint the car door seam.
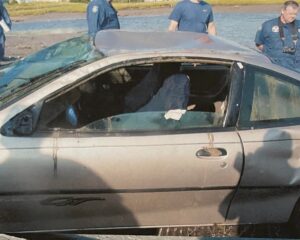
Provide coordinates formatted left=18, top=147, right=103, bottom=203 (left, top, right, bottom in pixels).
left=53, top=130, right=59, bottom=176
left=225, top=129, right=245, bottom=219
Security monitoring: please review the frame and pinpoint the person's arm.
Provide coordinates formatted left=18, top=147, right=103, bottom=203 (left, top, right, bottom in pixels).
left=168, top=3, right=181, bottom=32
left=96, top=6, right=105, bottom=30
left=87, top=4, right=98, bottom=38
left=0, top=5, right=3, bottom=21
left=207, top=22, right=216, bottom=35
left=2, top=7, right=11, bottom=29
left=255, top=26, right=265, bottom=52
left=206, top=7, right=216, bottom=35
left=168, top=20, right=178, bottom=32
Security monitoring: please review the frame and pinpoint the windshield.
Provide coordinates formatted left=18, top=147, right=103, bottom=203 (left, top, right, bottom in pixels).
left=0, top=35, right=104, bottom=105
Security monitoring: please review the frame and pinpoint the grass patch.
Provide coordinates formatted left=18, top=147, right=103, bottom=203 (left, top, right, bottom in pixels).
left=6, top=1, right=283, bottom=17
left=7, top=3, right=86, bottom=16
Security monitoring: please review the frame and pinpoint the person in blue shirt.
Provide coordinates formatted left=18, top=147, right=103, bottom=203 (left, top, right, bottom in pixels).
left=87, top=0, right=120, bottom=39
left=255, top=1, right=300, bottom=72
left=168, top=0, right=216, bottom=35
left=0, top=0, right=11, bottom=61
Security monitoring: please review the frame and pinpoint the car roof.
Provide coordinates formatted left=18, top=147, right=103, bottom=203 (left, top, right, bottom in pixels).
left=94, top=30, right=270, bottom=64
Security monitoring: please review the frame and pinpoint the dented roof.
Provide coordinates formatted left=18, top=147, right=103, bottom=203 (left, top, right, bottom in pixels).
left=94, top=30, right=265, bottom=62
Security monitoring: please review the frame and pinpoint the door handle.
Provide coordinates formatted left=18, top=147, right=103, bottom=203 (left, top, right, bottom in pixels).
left=196, top=147, right=227, bottom=159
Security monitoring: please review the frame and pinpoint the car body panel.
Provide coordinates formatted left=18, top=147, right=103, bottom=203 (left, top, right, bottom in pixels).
left=227, top=127, right=300, bottom=224
left=0, top=132, right=243, bottom=231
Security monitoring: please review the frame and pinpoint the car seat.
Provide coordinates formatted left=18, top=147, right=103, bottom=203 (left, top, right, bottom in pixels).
left=138, top=73, right=190, bottom=112
left=124, top=64, right=163, bottom=112
left=124, top=63, right=182, bottom=112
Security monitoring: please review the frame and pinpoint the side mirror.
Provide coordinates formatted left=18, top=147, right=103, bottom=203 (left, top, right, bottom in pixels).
left=1, top=110, right=34, bottom=136
left=1, top=102, right=43, bottom=136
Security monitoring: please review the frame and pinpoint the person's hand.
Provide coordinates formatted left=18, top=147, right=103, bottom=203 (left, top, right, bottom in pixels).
left=256, top=44, right=264, bottom=51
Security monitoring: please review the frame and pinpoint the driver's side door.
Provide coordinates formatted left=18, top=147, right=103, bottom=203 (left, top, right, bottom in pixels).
left=0, top=62, right=244, bottom=232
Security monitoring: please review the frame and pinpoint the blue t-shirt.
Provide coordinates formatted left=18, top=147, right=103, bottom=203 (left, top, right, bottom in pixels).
left=169, top=0, right=214, bottom=33
left=87, top=0, right=120, bottom=38
left=255, top=17, right=300, bottom=72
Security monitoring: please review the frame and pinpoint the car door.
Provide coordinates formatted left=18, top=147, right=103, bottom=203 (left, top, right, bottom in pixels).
left=0, top=62, right=244, bottom=232
left=42, top=62, right=244, bottom=231
left=0, top=115, right=57, bottom=232
left=227, top=65, right=300, bottom=225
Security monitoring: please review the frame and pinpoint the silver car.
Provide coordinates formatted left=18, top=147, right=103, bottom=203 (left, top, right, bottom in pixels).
left=0, top=30, right=300, bottom=235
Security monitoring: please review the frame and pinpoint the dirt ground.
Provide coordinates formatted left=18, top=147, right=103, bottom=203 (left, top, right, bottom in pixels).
left=5, top=4, right=282, bottom=58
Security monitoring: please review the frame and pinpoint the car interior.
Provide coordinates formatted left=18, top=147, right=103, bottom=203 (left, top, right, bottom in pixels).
left=1, top=61, right=232, bottom=136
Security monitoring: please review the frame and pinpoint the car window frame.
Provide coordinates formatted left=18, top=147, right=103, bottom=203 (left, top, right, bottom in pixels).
left=51, top=59, right=242, bottom=136
left=238, top=64, right=300, bottom=130
left=2, top=57, right=243, bottom=137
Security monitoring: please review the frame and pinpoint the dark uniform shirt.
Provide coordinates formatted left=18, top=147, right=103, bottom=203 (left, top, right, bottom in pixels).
left=0, top=2, right=11, bottom=60
left=168, top=0, right=214, bottom=33
left=255, top=17, right=300, bottom=72
left=87, top=0, right=120, bottom=38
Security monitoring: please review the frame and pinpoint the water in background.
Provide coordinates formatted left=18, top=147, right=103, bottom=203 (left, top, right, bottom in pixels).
left=9, top=12, right=277, bottom=49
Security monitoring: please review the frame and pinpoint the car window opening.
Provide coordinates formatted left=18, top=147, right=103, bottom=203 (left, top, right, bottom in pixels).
left=1, top=61, right=232, bottom=136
